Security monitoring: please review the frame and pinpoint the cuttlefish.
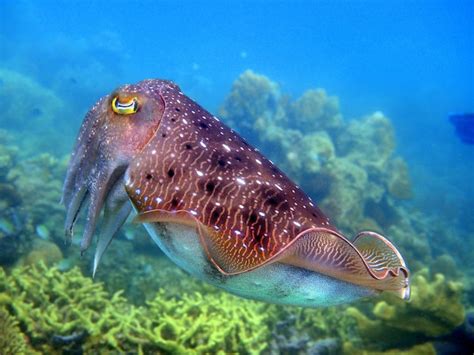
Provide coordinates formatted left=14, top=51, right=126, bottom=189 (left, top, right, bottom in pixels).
left=62, top=79, right=410, bottom=307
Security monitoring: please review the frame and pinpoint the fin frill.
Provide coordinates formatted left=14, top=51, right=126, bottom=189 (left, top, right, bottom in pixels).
left=282, top=228, right=410, bottom=300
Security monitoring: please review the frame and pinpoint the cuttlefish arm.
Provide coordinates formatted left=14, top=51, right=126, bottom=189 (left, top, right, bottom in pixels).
left=62, top=82, right=167, bottom=273
left=63, top=79, right=410, bottom=300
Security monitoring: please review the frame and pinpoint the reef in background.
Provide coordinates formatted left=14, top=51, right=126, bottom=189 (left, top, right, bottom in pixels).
left=220, top=70, right=425, bottom=266
left=0, top=68, right=472, bottom=354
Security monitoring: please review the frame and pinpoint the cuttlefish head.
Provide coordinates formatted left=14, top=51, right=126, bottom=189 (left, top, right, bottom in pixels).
left=62, top=80, right=167, bottom=269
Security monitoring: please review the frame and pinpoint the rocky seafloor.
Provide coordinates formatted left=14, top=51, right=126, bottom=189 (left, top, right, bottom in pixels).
left=0, top=69, right=473, bottom=354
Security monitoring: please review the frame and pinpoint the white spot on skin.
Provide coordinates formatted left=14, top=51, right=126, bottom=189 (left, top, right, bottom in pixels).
left=236, top=178, right=246, bottom=185
left=189, top=210, right=198, bottom=216
left=222, top=144, right=231, bottom=152
left=200, top=141, right=207, bottom=148
left=258, top=211, right=266, bottom=217
left=238, top=204, right=245, bottom=209
left=156, top=197, right=162, bottom=203
left=293, top=221, right=302, bottom=227
left=196, top=170, right=204, bottom=177
left=275, top=184, right=283, bottom=191
left=255, top=159, right=262, bottom=165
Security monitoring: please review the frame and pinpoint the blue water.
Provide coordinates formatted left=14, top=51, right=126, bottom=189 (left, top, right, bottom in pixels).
left=3, top=0, right=473, bottom=210
left=1, top=0, right=473, bottom=352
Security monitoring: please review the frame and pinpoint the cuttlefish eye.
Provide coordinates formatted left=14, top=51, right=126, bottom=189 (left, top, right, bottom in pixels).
left=111, top=96, right=139, bottom=115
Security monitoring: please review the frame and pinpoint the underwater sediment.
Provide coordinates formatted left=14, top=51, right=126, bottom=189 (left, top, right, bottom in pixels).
left=0, top=69, right=472, bottom=353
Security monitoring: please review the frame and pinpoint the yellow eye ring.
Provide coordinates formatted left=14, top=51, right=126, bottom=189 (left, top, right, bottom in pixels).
left=112, top=96, right=139, bottom=115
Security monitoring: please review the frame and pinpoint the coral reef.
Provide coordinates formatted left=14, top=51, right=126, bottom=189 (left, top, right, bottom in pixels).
left=268, top=305, right=355, bottom=354
left=18, top=239, right=63, bottom=267
left=79, top=238, right=216, bottom=305
left=345, top=268, right=465, bottom=350
left=0, top=130, right=25, bottom=266
left=0, top=262, right=269, bottom=353
left=0, top=129, right=69, bottom=267
left=0, top=69, right=63, bottom=131
left=135, top=290, right=269, bottom=353
left=0, top=68, right=471, bottom=354
left=288, top=88, right=343, bottom=133
left=220, top=70, right=418, bottom=259
left=0, top=68, right=75, bottom=154
left=0, top=306, right=31, bottom=354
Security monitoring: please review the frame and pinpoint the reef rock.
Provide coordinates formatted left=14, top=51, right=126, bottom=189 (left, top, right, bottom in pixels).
left=346, top=268, right=465, bottom=350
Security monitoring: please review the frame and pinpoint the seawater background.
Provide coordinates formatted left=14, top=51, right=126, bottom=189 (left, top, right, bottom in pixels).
left=1, top=0, right=473, bottom=353
left=3, top=0, right=473, bottom=224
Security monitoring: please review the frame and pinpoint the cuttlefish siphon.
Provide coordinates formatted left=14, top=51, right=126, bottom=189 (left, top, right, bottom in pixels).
left=62, top=79, right=410, bottom=307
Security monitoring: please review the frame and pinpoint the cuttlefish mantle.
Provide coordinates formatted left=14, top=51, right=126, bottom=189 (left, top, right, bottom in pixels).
left=62, top=79, right=410, bottom=307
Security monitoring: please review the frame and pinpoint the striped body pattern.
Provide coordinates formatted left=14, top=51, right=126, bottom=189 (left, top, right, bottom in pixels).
left=63, top=79, right=410, bottom=306
left=125, top=80, right=334, bottom=274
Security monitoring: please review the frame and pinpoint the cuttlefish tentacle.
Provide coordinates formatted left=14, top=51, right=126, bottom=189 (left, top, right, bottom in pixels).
left=62, top=88, right=164, bottom=256
left=63, top=184, right=88, bottom=239
left=93, top=177, right=131, bottom=277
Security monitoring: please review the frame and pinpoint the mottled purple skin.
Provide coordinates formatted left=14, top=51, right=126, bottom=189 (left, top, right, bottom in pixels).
left=123, top=80, right=337, bottom=275
left=62, top=79, right=410, bottom=306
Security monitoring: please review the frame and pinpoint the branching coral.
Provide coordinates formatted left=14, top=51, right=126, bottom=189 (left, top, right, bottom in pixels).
left=0, top=262, right=135, bottom=353
left=0, top=262, right=270, bottom=353
left=0, top=306, right=31, bottom=355
left=129, top=290, right=269, bottom=354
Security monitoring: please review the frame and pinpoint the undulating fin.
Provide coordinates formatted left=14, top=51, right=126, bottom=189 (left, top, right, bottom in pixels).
left=353, top=231, right=410, bottom=299
left=134, top=209, right=199, bottom=227
left=136, top=209, right=289, bottom=276
left=92, top=181, right=131, bottom=277
left=281, top=227, right=410, bottom=299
